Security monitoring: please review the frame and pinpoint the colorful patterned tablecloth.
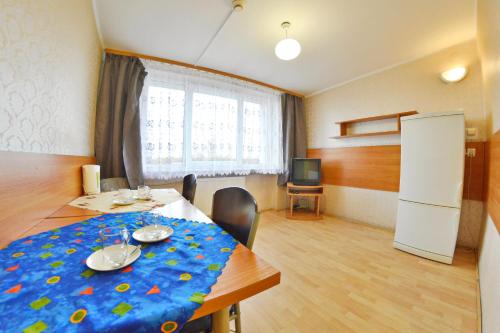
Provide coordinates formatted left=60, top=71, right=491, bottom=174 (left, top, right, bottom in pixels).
left=0, top=212, right=238, bottom=333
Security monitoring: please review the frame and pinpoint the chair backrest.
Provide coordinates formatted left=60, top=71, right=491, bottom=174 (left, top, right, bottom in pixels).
left=212, top=187, right=259, bottom=249
left=182, top=174, right=197, bottom=204
left=100, top=177, right=130, bottom=192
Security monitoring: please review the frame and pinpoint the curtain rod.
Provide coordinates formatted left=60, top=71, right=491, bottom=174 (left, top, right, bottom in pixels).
left=104, top=48, right=304, bottom=98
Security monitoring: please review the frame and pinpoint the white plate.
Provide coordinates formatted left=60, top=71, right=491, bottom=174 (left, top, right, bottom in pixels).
left=112, top=198, right=135, bottom=206
left=133, top=225, right=174, bottom=243
left=86, top=245, right=141, bottom=271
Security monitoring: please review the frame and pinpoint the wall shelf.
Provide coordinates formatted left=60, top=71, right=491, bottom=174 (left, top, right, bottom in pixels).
left=331, top=110, right=418, bottom=139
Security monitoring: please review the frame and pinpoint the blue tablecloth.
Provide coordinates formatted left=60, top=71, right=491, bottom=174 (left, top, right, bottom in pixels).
left=0, top=212, right=238, bottom=333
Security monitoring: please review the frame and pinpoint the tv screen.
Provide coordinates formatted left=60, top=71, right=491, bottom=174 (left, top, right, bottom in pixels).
left=292, top=158, right=321, bottom=186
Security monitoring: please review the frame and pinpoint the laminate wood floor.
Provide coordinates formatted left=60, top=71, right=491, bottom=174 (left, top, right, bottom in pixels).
left=239, top=211, right=478, bottom=333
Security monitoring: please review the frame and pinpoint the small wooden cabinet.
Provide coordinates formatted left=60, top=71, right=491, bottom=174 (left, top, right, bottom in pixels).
left=286, top=182, right=323, bottom=220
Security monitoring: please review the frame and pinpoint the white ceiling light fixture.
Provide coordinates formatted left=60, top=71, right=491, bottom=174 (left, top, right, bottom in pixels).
left=275, top=22, right=301, bottom=61
left=440, top=67, right=468, bottom=83
left=232, top=0, right=245, bottom=11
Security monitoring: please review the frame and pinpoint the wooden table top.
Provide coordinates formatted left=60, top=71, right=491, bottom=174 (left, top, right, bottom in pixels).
left=22, top=195, right=281, bottom=320
left=49, top=205, right=102, bottom=218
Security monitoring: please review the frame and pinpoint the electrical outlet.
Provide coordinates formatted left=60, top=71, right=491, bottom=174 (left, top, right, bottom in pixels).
left=466, top=128, right=477, bottom=138
left=466, top=148, right=476, bottom=157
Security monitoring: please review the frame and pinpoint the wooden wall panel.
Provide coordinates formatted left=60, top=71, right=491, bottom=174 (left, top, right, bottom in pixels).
left=464, top=142, right=486, bottom=201
left=308, top=142, right=486, bottom=200
left=486, top=131, right=500, bottom=233
left=0, top=151, right=95, bottom=247
left=308, top=146, right=402, bottom=192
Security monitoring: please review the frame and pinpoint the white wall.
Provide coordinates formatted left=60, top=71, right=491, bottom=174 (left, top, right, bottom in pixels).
left=305, top=40, right=486, bottom=248
left=306, top=40, right=485, bottom=149
left=477, top=0, right=500, bottom=332
left=148, top=174, right=286, bottom=215
left=320, top=185, right=398, bottom=230
left=315, top=185, right=483, bottom=248
left=0, top=0, right=101, bottom=156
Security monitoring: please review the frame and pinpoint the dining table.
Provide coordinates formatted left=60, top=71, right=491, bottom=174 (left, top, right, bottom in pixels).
left=12, top=189, right=281, bottom=333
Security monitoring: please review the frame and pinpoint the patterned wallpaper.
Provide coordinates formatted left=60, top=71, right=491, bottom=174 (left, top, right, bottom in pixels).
left=305, top=40, right=485, bottom=149
left=0, top=0, right=101, bottom=156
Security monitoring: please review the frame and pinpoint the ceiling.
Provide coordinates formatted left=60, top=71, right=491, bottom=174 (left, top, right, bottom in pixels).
left=93, top=0, right=476, bottom=95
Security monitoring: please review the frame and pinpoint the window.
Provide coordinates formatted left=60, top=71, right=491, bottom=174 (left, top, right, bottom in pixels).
left=140, top=60, right=283, bottom=181
left=242, top=101, right=263, bottom=163
left=191, top=93, right=238, bottom=161
left=143, top=87, right=185, bottom=163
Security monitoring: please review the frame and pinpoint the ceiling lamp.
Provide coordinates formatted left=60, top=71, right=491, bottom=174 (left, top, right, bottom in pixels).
left=232, top=0, right=245, bottom=11
left=440, top=67, right=468, bottom=83
left=275, top=22, right=301, bottom=61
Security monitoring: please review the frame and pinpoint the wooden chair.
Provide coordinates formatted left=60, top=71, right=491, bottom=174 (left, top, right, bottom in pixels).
left=100, top=177, right=130, bottom=192
left=181, top=187, right=259, bottom=333
left=182, top=174, right=197, bottom=204
left=180, top=316, right=212, bottom=333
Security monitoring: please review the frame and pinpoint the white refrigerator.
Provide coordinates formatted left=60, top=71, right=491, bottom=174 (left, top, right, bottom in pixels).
left=394, top=112, right=465, bottom=264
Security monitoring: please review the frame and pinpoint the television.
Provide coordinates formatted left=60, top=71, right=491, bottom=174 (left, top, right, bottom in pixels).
left=292, top=158, right=321, bottom=186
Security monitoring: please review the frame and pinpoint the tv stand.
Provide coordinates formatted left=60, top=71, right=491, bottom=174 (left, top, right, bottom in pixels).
left=286, top=182, right=323, bottom=220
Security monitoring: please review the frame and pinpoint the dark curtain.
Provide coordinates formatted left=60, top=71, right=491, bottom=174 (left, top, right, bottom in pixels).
left=278, top=94, right=307, bottom=186
left=94, top=54, right=147, bottom=189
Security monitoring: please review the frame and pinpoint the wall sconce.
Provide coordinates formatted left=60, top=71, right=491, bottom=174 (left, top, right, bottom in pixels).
left=440, top=67, right=468, bottom=83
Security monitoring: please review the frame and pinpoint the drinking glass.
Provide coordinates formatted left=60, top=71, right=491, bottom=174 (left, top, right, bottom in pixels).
left=137, top=185, right=151, bottom=199
left=99, top=226, right=131, bottom=267
left=144, top=212, right=168, bottom=240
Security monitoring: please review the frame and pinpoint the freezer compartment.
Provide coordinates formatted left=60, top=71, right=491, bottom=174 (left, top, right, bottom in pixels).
left=394, top=200, right=460, bottom=263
